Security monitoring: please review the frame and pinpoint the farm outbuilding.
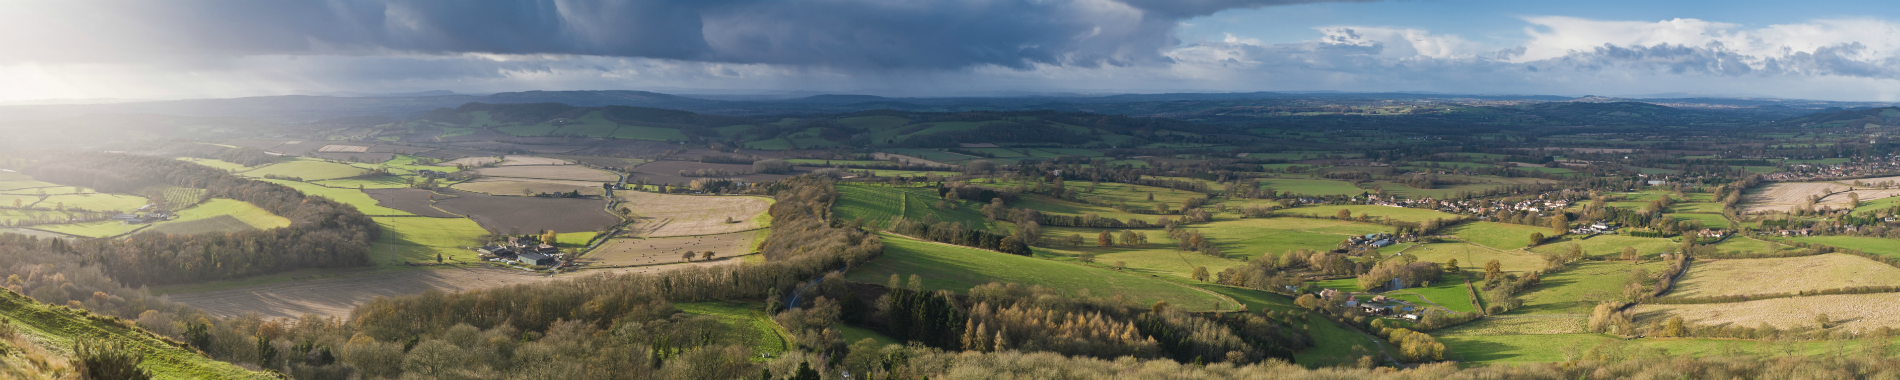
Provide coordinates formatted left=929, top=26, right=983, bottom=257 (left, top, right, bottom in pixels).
left=515, top=253, right=559, bottom=266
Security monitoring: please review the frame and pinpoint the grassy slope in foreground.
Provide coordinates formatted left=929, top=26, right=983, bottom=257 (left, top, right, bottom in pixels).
left=845, top=234, right=1228, bottom=311
left=0, top=289, right=270, bottom=379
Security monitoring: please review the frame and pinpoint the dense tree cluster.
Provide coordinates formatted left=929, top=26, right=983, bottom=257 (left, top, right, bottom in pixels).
left=886, top=215, right=1030, bottom=256
left=21, top=153, right=378, bottom=285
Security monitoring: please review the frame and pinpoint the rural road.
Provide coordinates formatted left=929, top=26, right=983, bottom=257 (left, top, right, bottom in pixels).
left=168, top=261, right=735, bottom=319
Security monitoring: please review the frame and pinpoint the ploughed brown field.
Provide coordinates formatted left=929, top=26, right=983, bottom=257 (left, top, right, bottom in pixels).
left=475, top=165, right=619, bottom=181
left=452, top=178, right=607, bottom=196
left=362, top=188, right=462, bottom=217
left=628, top=161, right=797, bottom=185
left=433, top=189, right=620, bottom=233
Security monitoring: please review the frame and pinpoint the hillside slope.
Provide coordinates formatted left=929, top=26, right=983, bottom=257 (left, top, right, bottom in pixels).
left=0, top=288, right=271, bottom=380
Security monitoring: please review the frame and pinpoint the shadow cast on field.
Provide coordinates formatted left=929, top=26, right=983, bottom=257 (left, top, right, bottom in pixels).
left=1444, top=339, right=1524, bottom=363
left=167, top=266, right=546, bottom=319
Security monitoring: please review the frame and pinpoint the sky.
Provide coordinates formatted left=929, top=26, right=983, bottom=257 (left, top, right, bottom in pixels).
left=3, top=0, right=1900, bottom=102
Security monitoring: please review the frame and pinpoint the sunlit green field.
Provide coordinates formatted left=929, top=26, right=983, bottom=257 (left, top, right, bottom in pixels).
left=846, top=234, right=1231, bottom=311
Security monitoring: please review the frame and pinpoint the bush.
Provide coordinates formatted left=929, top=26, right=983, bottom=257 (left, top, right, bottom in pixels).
left=74, top=338, right=152, bottom=380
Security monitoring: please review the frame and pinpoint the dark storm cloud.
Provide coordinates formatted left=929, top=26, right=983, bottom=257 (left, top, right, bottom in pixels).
left=0, top=0, right=1364, bottom=69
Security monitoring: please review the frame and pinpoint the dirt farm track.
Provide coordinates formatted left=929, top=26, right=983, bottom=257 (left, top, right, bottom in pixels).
left=167, top=261, right=736, bottom=318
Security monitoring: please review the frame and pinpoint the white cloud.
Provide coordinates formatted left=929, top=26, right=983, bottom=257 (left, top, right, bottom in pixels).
left=1316, top=27, right=1484, bottom=59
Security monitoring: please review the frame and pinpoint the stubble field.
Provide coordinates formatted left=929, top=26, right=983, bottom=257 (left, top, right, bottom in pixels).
left=620, top=191, right=772, bottom=237
left=1668, top=254, right=1900, bottom=298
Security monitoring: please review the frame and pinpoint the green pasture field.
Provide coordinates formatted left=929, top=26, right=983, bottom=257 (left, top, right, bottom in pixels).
left=1448, top=222, right=1553, bottom=250
left=837, top=115, right=912, bottom=129
left=548, top=111, right=619, bottom=137
left=1442, top=152, right=1506, bottom=160
left=1031, top=226, right=1244, bottom=280
left=1611, top=190, right=1678, bottom=202
left=31, top=219, right=145, bottom=238
left=674, top=301, right=793, bottom=357
left=611, top=125, right=690, bottom=141
left=1668, top=202, right=1725, bottom=213
left=1678, top=193, right=1716, bottom=202
left=1384, top=273, right=1479, bottom=313
left=314, top=175, right=412, bottom=189
left=1311, top=278, right=1362, bottom=292
left=1371, top=182, right=1506, bottom=199
left=1527, top=234, right=1679, bottom=259
left=1031, top=148, right=1104, bottom=157
left=1853, top=195, right=1900, bottom=214
left=782, top=128, right=843, bottom=149
left=867, top=170, right=964, bottom=177
left=1432, top=315, right=1585, bottom=336
left=261, top=179, right=413, bottom=216
left=838, top=324, right=901, bottom=347
left=1790, top=158, right=1851, bottom=165
left=1009, top=194, right=1152, bottom=222
left=1186, top=217, right=1390, bottom=260
left=0, top=208, right=89, bottom=223
left=1257, top=178, right=1365, bottom=196
left=1784, top=236, right=1900, bottom=257
left=1606, top=201, right=1649, bottom=210
left=1403, top=242, right=1546, bottom=275
left=139, top=199, right=291, bottom=236
left=900, top=121, right=1002, bottom=138
left=1514, top=166, right=1576, bottom=175
left=241, top=159, right=368, bottom=181
left=554, top=231, right=598, bottom=248
left=985, top=179, right=1207, bottom=212
left=39, top=193, right=148, bottom=212
left=831, top=184, right=989, bottom=229
left=712, top=124, right=753, bottom=138
left=1707, top=237, right=1791, bottom=255
left=496, top=123, right=557, bottom=137
left=440, top=127, right=476, bottom=138
left=1440, top=333, right=1874, bottom=365
left=745, top=139, right=793, bottom=150
left=0, top=289, right=272, bottom=379
left=0, top=180, right=62, bottom=193
left=786, top=158, right=883, bottom=166
left=1275, top=205, right=1461, bottom=224
left=370, top=216, right=490, bottom=267
left=879, top=148, right=976, bottom=163
left=1511, top=260, right=1667, bottom=315
left=1408, top=161, right=1499, bottom=169
left=1667, top=213, right=1731, bottom=228
left=0, top=194, right=42, bottom=209
left=967, top=148, right=1028, bottom=158
left=846, top=234, right=1231, bottom=311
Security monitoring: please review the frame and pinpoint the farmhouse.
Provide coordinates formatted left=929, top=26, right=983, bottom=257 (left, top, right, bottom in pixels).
left=514, top=252, right=559, bottom=266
